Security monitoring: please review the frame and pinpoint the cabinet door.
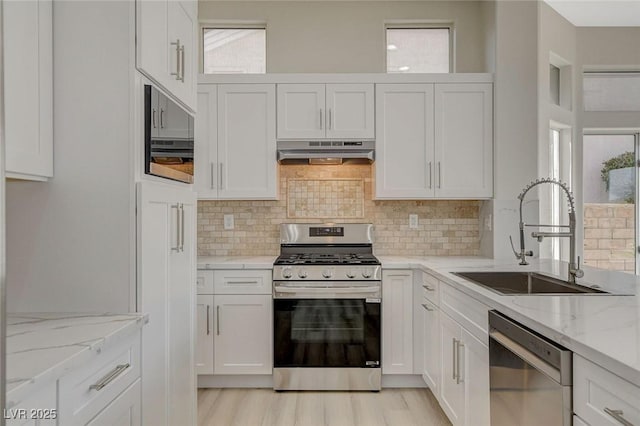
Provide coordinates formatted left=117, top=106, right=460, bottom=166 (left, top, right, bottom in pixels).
left=422, top=301, right=440, bottom=394
left=86, top=380, right=141, bottom=426
left=382, top=270, right=414, bottom=374
left=3, top=0, right=53, bottom=180
left=440, top=312, right=464, bottom=426
left=217, top=84, right=278, bottom=199
left=138, top=182, right=196, bottom=426
left=166, top=1, right=196, bottom=110
left=375, top=84, right=435, bottom=199
left=276, top=84, right=325, bottom=139
left=213, top=294, right=272, bottom=375
left=136, top=0, right=167, bottom=90
left=194, top=85, right=218, bottom=198
left=325, top=84, right=374, bottom=139
left=6, top=382, right=56, bottom=426
left=461, top=328, right=490, bottom=426
left=434, top=83, right=493, bottom=198
left=196, top=295, right=214, bottom=375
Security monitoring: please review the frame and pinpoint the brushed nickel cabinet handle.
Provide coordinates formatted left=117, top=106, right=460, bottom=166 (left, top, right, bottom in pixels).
left=206, top=305, right=210, bottom=335
left=216, top=305, right=220, bottom=335
left=428, top=162, right=432, bottom=189
left=171, top=204, right=180, bottom=251
left=328, top=108, right=332, bottom=129
left=179, top=44, right=185, bottom=82
left=319, top=108, right=323, bottom=129
left=89, top=363, right=130, bottom=391
left=604, top=408, right=634, bottom=426
left=452, top=338, right=457, bottom=380
left=456, top=340, right=464, bottom=384
left=160, top=108, right=165, bottom=129
left=438, top=162, right=442, bottom=189
left=170, top=40, right=181, bottom=80
left=180, top=204, right=185, bottom=252
left=210, top=163, right=216, bottom=189
left=219, top=163, right=224, bottom=189
left=152, top=108, right=157, bottom=129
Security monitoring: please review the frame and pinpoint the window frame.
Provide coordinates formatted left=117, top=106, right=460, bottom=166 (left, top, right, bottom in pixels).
left=200, top=21, right=267, bottom=74
left=384, top=22, right=455, bottom=74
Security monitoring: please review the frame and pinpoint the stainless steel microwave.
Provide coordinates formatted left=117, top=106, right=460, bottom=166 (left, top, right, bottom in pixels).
left=144, top=85, right=194, bottom=184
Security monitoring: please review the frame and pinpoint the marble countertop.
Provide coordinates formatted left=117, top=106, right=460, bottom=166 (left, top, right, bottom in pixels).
left=199, top=254, right=640, bottom=386
left=6, top=312, right=148, bottom=408
left=197, top=256, right=277, bottom=269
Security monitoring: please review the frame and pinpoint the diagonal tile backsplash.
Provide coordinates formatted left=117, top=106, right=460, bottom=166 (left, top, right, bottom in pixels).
left=197, top=164, right=480, bottom=256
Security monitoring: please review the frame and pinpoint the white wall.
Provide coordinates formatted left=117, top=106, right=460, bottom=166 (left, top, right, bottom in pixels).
left=198, top=0, right=489, bottom=73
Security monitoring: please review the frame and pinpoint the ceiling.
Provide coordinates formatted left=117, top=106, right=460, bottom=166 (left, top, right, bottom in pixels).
left=543, top=0, right=640, bottom=26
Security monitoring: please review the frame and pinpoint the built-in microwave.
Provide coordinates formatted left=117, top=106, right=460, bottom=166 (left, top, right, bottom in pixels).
left=144, top=85, right=194, bottom=184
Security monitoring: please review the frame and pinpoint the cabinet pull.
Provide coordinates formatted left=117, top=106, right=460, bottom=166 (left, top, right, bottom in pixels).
left=428, top=162, right=432, bottom=188
left=438, top=162, right=442, bottom=189
left=422, top=284, right=435, bottom=291
left=171, top=204, right=180, bottom=251
left=421, top=303, right=434, bottom=312
left=180, top=204, right=185, bottom=252
left=226, top=280, right=259, bottom=285
left=210, top=163, right=216, bottom=189
left=170, top=39, right=181, bottom=80
left=152, top=108, right=157, bottom=129
left=452, top=338, right=457, bottom=380
left=179, top=44, right=185, bottom=82
left=328, top=108, right=332, bottom=129
left=89, top=363, right=130, bottom=391
left=206, top=305, right=210, bottom=335
left=319, top=108, right=323, bottom=129
left=604, top=408, right=634, bottom=426
left=219, top=163, right=224, bottom=189
left=216, top=306, right=220, bottom=335
left=456, top=340, right=464, bottom=384
left=159, top=108, right=165, bottom=129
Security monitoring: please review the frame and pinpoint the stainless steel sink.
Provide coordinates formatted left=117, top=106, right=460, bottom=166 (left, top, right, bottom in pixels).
left=452, top=271, right=608, bottom=295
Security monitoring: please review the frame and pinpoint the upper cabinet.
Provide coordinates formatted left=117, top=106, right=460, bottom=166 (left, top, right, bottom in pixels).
left=3, top=0, right=53, bottom=181
left=277, top=83, right=375, bottom=139
left=195, top=84, right=278, bottom=200
left=136, top=0, right=196, bottom=111
left=375, top=83, right=493, bottom=199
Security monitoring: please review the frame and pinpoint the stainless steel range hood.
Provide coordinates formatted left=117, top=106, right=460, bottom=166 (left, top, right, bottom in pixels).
left=277, top=140, right=375, bottom=165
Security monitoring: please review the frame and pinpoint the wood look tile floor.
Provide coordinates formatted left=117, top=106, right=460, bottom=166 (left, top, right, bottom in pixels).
left=197, top=388, right=451, bottom=426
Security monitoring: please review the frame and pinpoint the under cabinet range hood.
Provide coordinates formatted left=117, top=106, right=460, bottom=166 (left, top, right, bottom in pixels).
left=277, top=140, right=375, bottom=165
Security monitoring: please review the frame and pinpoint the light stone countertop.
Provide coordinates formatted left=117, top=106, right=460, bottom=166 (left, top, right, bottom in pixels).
left=197, top=256, right=277, bottom=269
left=6, top=312, right=148, bottom=409
left=198, top=254, right=640, bottom=387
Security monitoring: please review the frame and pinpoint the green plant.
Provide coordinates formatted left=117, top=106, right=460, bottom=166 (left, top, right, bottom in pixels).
left=601, top=151, right=635, bottom=191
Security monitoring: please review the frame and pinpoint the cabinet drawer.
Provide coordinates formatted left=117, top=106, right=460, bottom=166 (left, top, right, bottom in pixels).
left=419, top=271, right=440, bottom=305
left=58, top=331, right=141, bottom=425
left=86, top=379, right=141, bottom=426
left=574, top=355, right=640, bottom=426
left=213, top=270, right=272, bottom=295
left=197, top=270, right=214, bottom=294
left=440, top=283, right=489, bottom=344
left=6, top=382, right=57, bottom=426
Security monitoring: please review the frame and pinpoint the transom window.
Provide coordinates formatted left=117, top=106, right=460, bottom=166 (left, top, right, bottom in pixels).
left=386, top=26, right=452, bottom=73
left=202, top=27, right=266, bottom=74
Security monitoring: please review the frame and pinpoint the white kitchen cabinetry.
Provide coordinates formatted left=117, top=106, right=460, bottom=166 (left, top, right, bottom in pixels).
left=195, top=84, right=278, bottom=200
left=151, top=88, right=193, bottom=140
left=419, top=271, right=441, bottom=394
left=375, top=83, right=493, bottom=199
left=382, top=270, right=414, bottom=374
left=277, top=83, right=374, bottom=139
left=86, top=380, right=141, bottom=426
left=574, top=354, right=640, bottom=426
left=3, top=0, right=53, bottom=180
left=136, top=0, right=196, bottom=110
left=138, top=182, right=196, bottom=426
left=439, top=282, right=490, bottom=426
left=197, top=269, right=273, bottom=376
left=6, top=383, right=57, bottom=426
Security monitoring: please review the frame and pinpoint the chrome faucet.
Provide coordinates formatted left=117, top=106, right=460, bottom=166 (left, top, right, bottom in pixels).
left=510, top=178, right=584, bottom=283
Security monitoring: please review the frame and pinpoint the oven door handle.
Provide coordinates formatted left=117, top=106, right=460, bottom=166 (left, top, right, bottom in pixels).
left=274, top=286, right=380, bottom=294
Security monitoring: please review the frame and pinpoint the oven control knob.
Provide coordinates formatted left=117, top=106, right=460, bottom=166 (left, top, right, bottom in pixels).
left=346, top=270, right=357, bottom=279
left=282, top=268, right=293, bottom=279
left=322, top=269, right=333, bottom=279
left=362, top=268, right=373, bottom=279
left=298, top=269, right=308, bottom=279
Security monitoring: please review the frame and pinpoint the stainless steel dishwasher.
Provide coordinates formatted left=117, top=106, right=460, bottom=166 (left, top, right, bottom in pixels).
left=489, top=310, right=572, bottom=426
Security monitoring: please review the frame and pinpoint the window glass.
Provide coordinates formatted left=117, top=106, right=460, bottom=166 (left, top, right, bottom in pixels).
left=203, top=28, right=266, bottom=74
left=583, top=73, right=640, bottom=111
left=386, top=28, right=450, bottom=73
left=550, top=64, right=560, bottom=105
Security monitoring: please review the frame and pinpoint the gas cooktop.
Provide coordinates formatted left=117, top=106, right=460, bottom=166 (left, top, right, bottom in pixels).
left=274, top=253, right=380, bottom=266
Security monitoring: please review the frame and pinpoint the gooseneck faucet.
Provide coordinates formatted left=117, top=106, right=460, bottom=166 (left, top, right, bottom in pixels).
left=510, top=178, right=584, bottom=284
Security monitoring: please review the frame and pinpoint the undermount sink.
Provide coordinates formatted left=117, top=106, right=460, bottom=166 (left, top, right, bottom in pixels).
left=452, top=271, right=608, bottom=295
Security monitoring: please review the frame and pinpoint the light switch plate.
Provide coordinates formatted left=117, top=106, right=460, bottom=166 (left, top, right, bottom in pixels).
left=223, top=214, right=235, bottom=230
left=409, top=214, right=418, bottom=229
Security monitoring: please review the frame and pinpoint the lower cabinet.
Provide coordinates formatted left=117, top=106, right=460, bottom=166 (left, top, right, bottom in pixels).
left=439, top=310, right=490, bottom=426
left=421, top=299, right=440, bottom=394
left=196, top=269, right=273, bottom=377
left=382, top=270, right=414, bottom=374
left=86, top=379, right=141, bottom=426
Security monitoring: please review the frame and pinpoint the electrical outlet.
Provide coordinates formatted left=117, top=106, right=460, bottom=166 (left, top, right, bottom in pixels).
left=409, top=214, right=419, bottom=229
left=223, top=214, right=235, bottom=230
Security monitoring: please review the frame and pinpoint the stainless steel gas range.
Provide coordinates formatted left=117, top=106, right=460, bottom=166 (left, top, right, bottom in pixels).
left=273, top=223, right=382, bottom=391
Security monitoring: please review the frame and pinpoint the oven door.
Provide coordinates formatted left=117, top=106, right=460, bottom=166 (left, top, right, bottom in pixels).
left=273, top=287, right=381, bottom=369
